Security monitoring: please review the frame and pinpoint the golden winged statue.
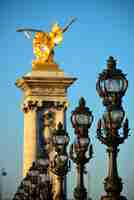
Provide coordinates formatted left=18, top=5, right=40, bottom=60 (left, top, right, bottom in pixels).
left=17, top=17, right=76, bottom=69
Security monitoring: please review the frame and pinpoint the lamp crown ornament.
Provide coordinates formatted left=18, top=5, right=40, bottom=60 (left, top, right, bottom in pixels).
left=53, top=122, right=68, bottom=136
left=107, top=56, right=116, bottom=70
left=79, top=97, right=86, bottom=108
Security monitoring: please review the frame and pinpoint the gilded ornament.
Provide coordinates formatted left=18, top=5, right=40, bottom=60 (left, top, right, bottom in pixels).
left=16, top=17, right=77, bottom=69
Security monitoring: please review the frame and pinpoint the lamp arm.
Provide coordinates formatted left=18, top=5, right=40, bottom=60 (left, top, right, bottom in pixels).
left=122, top=118, right=130, bottom=139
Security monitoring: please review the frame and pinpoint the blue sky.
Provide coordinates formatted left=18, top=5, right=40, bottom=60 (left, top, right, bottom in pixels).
left=0, top=0, right=134, bottom=199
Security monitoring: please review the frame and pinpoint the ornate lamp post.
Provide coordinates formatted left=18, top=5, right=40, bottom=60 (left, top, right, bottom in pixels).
left=96, top=56, right=129, bottom=200
left=70, top=97, right=93, bottom=200
left=50, top=122, right=70, bottom=200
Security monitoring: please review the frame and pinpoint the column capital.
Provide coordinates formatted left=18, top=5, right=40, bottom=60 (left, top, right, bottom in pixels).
left=53, top=101, right=69, bottom=110
left=21, top=100, right=38, bottom=113
left=21, top=99, right=69, bottom=113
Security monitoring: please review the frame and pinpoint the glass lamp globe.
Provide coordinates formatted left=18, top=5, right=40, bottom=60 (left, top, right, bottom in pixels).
left=100, top=79, right=122, bottom=93
left=40, top=174, right=50, bottom=183
left=60, top=155, right=68, bottom=162
left=73, top=137, right=84, bottom=152
left=23, top=179, right=31, bottom=186
left=38, top=158, right=49, bottom=166
left=55, top=135, right=65, bottom=144
left=53, top=135, right=69, bottom=145
left=102, top=78, right=127, bottom=94
left=105, top=79, right=122, bottom=92
left=31, top=183, right=36, bottom=189
left=72, top=112, right=93, bottom=128
left=96, top=57, right=128, bottom=100
left=103, top=109, right=124, bottom=129
left=99, top=78, right=128, bottom=98
left=19, top=189, right=25, bottom=194
left=29, top=170, right=38, bottom=176
left=74, top=140, right=81, bottom=153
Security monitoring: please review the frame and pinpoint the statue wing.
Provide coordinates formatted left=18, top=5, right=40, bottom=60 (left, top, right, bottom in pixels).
left=16, top=28, right=44, bottom=39
left=62, top=17, right=77, bottom=33
left=16, top=28, right=44, bottom=32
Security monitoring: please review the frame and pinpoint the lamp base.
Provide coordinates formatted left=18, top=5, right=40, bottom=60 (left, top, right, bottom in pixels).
left=100, top=195, right=127, bottom=200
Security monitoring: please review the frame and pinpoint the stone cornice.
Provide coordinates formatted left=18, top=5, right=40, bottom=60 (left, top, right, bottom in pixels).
left=16, top=76, right=76, bottom=90
left=16, top=74, right=76, bottom=99
left=16, top=71, right=76, bottom=113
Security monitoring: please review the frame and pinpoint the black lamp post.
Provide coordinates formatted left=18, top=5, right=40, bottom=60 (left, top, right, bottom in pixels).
left=96, top=56, right=129, bottom=200
left=70, top=97, right=93, bottom=200
left=50, top=122, right=70, bottom=200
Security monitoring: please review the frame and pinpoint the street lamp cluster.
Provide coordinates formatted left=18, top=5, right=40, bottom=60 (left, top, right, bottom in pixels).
left=13, top=157, right=52, bottom=200
left=13, top=56, right=129, bottom=200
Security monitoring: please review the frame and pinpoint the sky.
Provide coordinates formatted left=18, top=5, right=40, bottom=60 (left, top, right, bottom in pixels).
left=0, top=0, right=134, bottom=199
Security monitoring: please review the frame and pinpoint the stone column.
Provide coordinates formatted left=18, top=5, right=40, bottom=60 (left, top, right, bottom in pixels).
left=53, top=176, right=64, bottom=200
left=22, top=101, right=38, bottom=177
left=15, top=68, right=76, bottom=192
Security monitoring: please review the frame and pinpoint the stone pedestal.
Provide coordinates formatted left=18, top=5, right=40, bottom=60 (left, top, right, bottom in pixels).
left=16, top=66, right=76, bottom=177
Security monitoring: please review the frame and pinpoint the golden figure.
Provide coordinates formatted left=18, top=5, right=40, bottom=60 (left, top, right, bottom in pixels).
left=17, top=17, right=76, bottom=70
